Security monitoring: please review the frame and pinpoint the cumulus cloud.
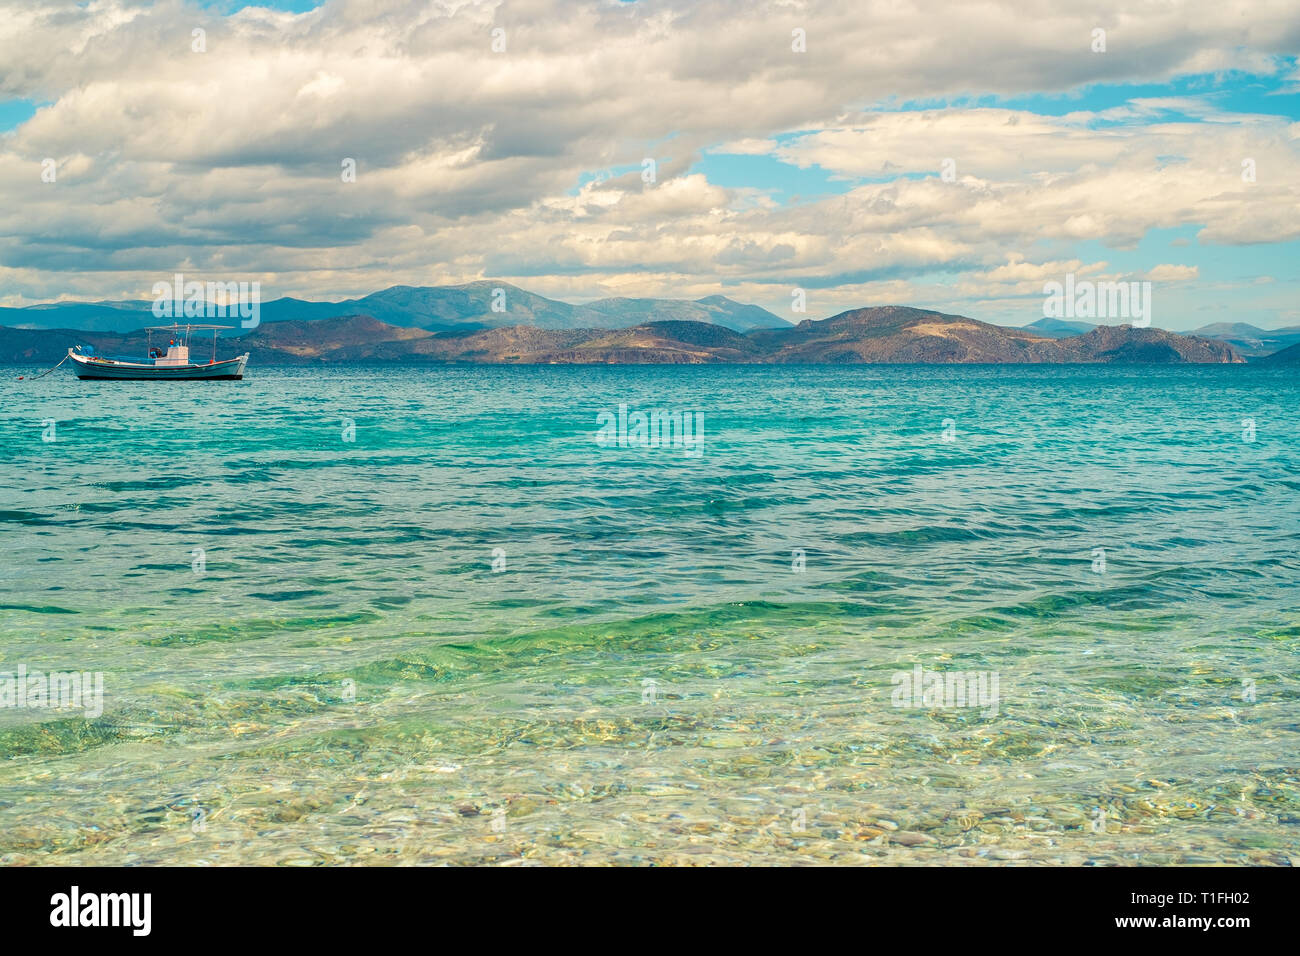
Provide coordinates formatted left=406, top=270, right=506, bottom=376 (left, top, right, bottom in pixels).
left=0, top=0, right=1296, bottom=329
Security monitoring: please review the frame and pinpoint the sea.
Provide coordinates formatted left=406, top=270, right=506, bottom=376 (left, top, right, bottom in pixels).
left=0, top=363, right=1296, bottom=864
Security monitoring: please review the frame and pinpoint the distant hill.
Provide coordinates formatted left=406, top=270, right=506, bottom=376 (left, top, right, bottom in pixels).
left=344, top=282, right=585, bottom=330
left=237, top=320, right=765, bottom=365
left=748, top=307, right=1240, bottom=364
left=241, top=315, right=432, bottom=358
left=1257, top=341, right=1300, bottom=365
left=0, top=282, right=790, bottom=335
left=1065, top=325, right=1241, bottom=363
left=0, top=301, right=155, bottom=334
left=510, top=321, right=766, bottom=364
left=581, top=295, right=786, bottom=332
left=752, top=306, right=1065, bottom=363
left=1188, top=322, right=1300, bottom=358
left=0, top=308, right=1248, bottom=367
left=1024, top=317, right=1097, bottom=338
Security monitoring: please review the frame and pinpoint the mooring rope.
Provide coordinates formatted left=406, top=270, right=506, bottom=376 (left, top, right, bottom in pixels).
left=20, top=352, right=71, bottom=380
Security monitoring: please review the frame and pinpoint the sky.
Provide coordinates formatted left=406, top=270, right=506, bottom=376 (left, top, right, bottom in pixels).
left=0, top=0, right=1297, bottom=330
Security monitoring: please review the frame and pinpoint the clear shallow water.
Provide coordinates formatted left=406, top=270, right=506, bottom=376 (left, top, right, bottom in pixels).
left=0, top=363, right=1296, bottom=865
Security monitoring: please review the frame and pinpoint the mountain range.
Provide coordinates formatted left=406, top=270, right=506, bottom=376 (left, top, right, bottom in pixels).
left=0, top=282, right=791, bottom=335
left=2, top=306, right=1257, bottom=366
left=5, top=283, right=1294, bottom=361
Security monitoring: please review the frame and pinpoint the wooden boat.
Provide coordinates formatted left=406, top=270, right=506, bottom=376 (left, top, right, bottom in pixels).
left=67, top=324, right=249, bottom=380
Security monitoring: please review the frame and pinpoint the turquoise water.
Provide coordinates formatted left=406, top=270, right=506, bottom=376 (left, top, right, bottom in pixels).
left=1, top=364, right=1297, bottom=864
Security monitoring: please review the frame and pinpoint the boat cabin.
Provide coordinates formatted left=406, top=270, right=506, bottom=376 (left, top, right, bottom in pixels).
left=152, top=342, right=191, bottom=366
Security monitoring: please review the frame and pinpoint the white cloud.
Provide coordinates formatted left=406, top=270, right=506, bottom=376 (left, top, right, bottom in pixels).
left=0, top=0, right=1296, bottom=329
left=1143, top=264, right=1199, bottom=281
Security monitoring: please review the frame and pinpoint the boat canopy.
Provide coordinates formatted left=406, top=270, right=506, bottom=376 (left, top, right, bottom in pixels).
left=144, top=323, right=237, bottom=364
